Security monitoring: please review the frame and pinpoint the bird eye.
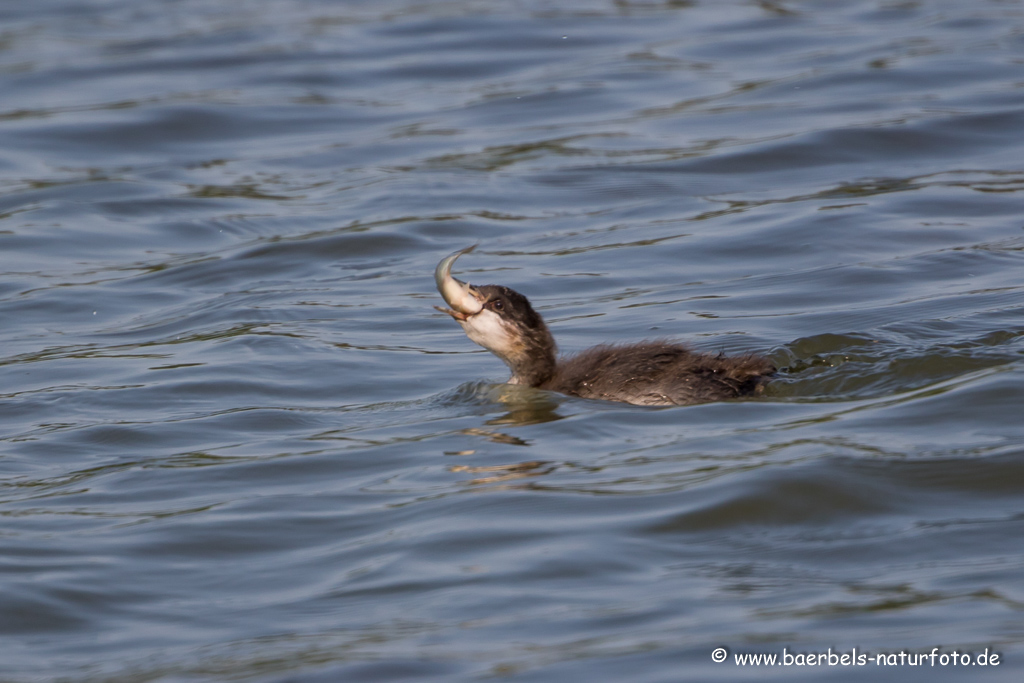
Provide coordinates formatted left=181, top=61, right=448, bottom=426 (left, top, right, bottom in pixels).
left=491, top=299, right=504, bottom=311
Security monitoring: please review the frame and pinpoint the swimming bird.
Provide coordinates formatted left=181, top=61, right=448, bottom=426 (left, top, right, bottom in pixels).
left=434, top=246, right=774, bottom=406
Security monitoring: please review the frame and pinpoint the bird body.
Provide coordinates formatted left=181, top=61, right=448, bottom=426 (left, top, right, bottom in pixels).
left=542, top=342, right=774, bottom=406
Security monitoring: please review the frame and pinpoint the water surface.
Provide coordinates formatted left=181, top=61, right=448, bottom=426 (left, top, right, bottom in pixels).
left=2, top=0, right=1024, bottom=681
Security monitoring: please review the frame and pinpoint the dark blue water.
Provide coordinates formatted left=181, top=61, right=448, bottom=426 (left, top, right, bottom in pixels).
left=2, top=1, right=1024, bottom=681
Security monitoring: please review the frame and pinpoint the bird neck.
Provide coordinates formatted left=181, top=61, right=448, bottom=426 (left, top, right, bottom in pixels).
left=505, top=328, right=557, bottom=387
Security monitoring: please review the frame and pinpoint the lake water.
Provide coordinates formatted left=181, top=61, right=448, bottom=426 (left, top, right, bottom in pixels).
left=2, top=0, right=1023, bottom=681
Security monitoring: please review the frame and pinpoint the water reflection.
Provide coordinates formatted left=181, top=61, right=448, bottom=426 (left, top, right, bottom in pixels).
left=482, top=383, right=566, bottom=426
left=450, top=460, right=556, bottom=486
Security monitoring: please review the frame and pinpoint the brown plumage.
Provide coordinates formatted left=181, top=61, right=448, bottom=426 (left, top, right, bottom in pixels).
left=544, top=342, right=775, bottom=406
left=435, top=247, right=774, bottom=406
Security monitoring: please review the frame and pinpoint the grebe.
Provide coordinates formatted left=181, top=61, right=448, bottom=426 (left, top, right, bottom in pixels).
left=434, top=246, right=774, bottom=406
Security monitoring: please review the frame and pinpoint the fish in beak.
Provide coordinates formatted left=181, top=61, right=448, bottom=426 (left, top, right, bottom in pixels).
left=434, top=245, right=484, bottom=321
